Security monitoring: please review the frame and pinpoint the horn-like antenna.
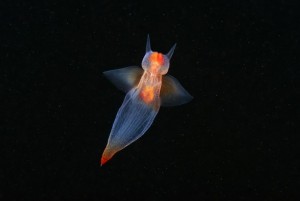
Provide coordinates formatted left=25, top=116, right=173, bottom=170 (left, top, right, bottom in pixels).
left=166, top=43, right=176, bottom=59
left=146, top=34, right=151, bottom=52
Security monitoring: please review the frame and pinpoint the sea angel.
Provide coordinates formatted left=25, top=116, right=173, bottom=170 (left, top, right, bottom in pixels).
left=101, top=35, right=193, bottom=165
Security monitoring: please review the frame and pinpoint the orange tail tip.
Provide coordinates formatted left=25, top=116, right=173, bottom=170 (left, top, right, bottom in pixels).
left=100, top=147, right=115, bottom=166
left=100, top=156, right=110, bottom=166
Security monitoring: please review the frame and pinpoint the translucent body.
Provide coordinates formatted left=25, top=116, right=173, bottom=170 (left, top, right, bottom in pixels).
left=101, top=36, right=192, bottom=165
left=101, top=72, right=161, bottom=165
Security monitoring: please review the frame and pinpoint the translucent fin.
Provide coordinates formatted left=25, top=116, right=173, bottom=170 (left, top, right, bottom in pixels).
left=103, top=66, right=143, bottom=93
left=160, top=75, right=193, bottom=107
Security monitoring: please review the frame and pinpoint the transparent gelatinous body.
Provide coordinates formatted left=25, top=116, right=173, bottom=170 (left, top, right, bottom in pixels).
left=101, top=35, right=192, bottom=165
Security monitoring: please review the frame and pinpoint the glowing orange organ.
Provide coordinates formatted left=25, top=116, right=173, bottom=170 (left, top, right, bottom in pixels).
left=140, top=86, right=154, bottom=103
left=149, top=52, right=164, bottom=65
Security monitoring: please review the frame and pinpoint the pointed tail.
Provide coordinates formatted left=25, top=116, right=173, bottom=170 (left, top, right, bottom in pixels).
left=100, top=146, right=117, bottom=166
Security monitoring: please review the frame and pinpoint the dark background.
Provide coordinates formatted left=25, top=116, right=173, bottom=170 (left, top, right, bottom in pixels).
left=1, top=0, right=299, bottom=200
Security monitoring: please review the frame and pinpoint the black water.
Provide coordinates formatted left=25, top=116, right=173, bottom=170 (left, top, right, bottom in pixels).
left=1, top=1, right=299, bottom=200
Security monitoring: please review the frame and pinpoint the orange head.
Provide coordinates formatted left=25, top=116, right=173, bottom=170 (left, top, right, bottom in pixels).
left=141, top=35, right=176, bottom=75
